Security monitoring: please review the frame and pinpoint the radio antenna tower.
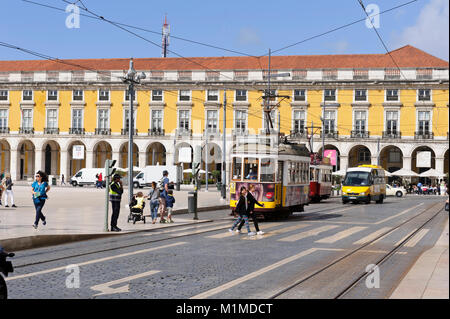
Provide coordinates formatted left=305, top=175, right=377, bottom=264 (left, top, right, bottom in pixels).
left=162, top=14, right=170, bottom=58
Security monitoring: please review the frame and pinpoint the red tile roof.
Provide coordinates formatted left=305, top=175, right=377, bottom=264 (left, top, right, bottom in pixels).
left=0, top=45, right=447, bottom=72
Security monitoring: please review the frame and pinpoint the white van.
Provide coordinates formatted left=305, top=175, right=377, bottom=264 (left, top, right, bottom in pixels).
left=71, top=168, right=106, bottom=187
left=133, top=165, right=179, bottom=188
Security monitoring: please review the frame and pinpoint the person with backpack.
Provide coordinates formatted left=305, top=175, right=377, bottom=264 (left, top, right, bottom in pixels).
left=158, top=170, right=170, bottom=223
left=31, top=171, right=51, bottom=229
left=228, top=186, right=255, bottom=236
left=236, top=184, right=264, bottom=235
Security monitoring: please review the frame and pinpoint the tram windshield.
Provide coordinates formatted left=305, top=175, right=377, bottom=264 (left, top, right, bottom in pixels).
left=232, top=157, right=242, bottom=181
left=244, top=157, right=259, bottom=181
left=343, top=171, right=371, bottom=186
left=260, top=158, right=275, bottom=182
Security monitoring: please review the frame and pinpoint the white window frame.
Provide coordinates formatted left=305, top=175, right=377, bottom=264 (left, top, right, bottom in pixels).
left=98, top=89, right=110, bottom=102
left=47, top=90, right=58, bottom=102
left=293, top=89, right=307, bottom=102
left=0, top=90, right=9, bottom=102
left=45, top=108, right=59, bottom=129
left=205, top=109, right=219, bottom=131
left=0, top=108, right=9, bottom=129
left=354, top=89, right=368, bottom=102
left=206, top=89, right=219, bottom=102
left=72, top=89, right=84, bottom=102
left=416, top=109, right=432, bottom=134
left=235, top=89, right=247, bottom=102
left=292, top=109, right=306, bottom=132
left=21, top=108, right=33, bottom=129
left=97, top=108, right=110, bottom=129
left=150, top=109, right=164, bottom=131
left=384, top=109, right=400, bottom=133
left=22, top=90, right=33, bottom=101
left=123, top=108, right=137, bottom=130
left=234, top=109, right=248, bottom=131
left=177, top=109, right=191, bottom=131
left=417, top=89, right=432, bottom=102
left=262, top=109, right=278, bottom=130
left=323, top=89, right=337, bottom=102
left=385, top=89, right=399, bottom=102
left=151, top=89, right=164, bottom=102
left=71, top=108, right=84, bottom=129
left=353, top=109, right=368, bottom=132
left=124, top=89, right=136, bottom=101
left=178, top=90, right=191, bottom=102
left=323, top=109, right=337, bottom=134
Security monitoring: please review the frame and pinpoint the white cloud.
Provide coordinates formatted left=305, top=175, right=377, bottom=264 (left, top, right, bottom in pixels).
left=237, top=27, right=262, bottom=46
left=393, top=0, right=449, bottom=60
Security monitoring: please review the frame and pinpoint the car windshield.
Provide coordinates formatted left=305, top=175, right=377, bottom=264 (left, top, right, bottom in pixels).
left=343, top=171, right=370, bottom=186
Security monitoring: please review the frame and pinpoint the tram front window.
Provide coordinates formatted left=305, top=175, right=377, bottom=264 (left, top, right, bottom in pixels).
left=244, top=157, right=259, bottom=181
left=232, top=157, right=242, bottom=181
left=343, top=171, right=371, bottom=186
left=260, top=158, right=275, bottom=182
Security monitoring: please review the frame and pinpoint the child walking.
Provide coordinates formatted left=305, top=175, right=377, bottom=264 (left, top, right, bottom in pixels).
left=165, top=189, right=175, bottom=223
left=229, top=187, right=255, bottom=236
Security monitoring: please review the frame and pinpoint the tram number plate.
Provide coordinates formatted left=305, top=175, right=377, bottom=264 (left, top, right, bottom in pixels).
left=349, top=197, right=357, bottom=199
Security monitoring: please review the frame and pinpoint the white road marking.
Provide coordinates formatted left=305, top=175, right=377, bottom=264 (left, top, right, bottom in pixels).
left=91, top=270, right=161, bottom=296
left=142, top=222, right=231, bottom=237
left=315, top=226, right=367, bottom=244
left=353, top=227, right=392, bottom=245
left=404, top=229, right=430, bottom=247
left=278, top=225, right=339, bottom=242
left=206, top=222, right=283, bottom=239
left=240, top=223, right=311, bottom=240
left=141, top=221, right=231, bottom=236
left=6, top=242, right=186, bottom=281
left=374, top=203, right=424, bottom=225
left=394, top=230, right=417, bottom=246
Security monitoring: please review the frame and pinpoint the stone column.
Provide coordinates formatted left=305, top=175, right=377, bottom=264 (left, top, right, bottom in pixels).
left=340, top=155, right=349, bottom=171
left=138, top=151, right=146, bottom=169
left=34, top=148, right=43, bottom=173
left=403, top=156, right=412, bottom=171
left=112, top=151, right=120, bottom=167
left=60, top=150, right=69, bottom=181
left=435, top=157, right=445, bottom=175
left=371, top=156, right=379, bottom=166
left=10, top=148, right=18, bottom=181
left=86, top=150, right=94, bottom=169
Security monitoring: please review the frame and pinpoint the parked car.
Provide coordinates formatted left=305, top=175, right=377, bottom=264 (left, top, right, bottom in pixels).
left=386, top=184, right=406, bottom=197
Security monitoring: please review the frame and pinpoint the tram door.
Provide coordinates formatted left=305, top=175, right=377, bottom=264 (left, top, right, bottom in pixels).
left=277, top=161, right=284, bottom=206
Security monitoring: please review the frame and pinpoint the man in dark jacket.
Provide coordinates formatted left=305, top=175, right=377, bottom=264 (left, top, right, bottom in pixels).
left=228, top=187, right=255, bottom=236
left=109, top=174, right=123, bottom=232
left=237, top=185, right=264, bottom=234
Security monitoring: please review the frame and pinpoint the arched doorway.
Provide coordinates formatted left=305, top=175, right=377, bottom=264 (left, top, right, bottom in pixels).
left=348, top=145, right=371, bottom=167
left=317, top=144, right=341, bottom=171
left=411, top=146, right=435, bottom=174
left=443, top=149, right=449, bottom=178
left=379, top=145, right=403, bottom=173
left=0, top=139, right=11, bottom=174
left=93, top=141, right=112, bottom=168
left=68, top=141, right=86, bottom=177
left=119, top=142, right=139, bottom=168
left=17, top=140, right=35, bottom=180
left=175, top=142, right=193, bottom=183
left=202, top=142, right=222, bottom=182
left=42, top=140, right=61, bottom=176
left=146, top=142, right=166, bottom=166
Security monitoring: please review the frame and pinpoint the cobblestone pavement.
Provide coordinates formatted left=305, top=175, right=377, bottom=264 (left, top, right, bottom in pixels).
left=5, top=196, right=447, bottom=299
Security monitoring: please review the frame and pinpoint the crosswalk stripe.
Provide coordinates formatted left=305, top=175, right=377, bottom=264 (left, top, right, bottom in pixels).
left=315, top=226, right=367, bottom=244
left=404, top=229, right=430, bottom=247
left=394, top=230, right=417, bottom=246
left=142, top=221, right=231, bottom=237
left=206, top=222, right=284, bottom=239
left=353, top=227, right=392, bottom=245
left=278, top=225, right=339, bottom=242
left=240, top=223, right=311, bottom=240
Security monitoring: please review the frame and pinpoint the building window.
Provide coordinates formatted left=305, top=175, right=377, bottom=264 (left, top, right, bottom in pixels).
left=354, top=110, right=367, bottom=132
left=151, top=110, right=163, bottom=130
left=72, top=109, right=83, bottom=129
left=324, top=89, right=336, bottom=102
left=206, top=71, right=220, bottom=81
left=416, top=69, right=432, bottom=80
left=124, top=109, right=136, bottom=130
left=73, top=90, right=83, bottom=101
left=235, top=110, right=247, bottom=131
left=178, top=110, right=190, bottom=130
left=23, top=90, right=33, bottom=101
left=353, top=69, right=369, bottom=80
left=98, top=109, right=109, bottom=129
left=292, top=70, right=307, bottom=80
left=0, top=109, right=8, bottom=128
left=385, top=68, right=400, bottom=80
left=99, top=89, right=109, bottom=101
left=125, top=89, right=136, bottom=101
left=386, top=111, right=398, bottom=133
left=179, top=90, right=191, bottom=101
left=418, top=89, right=431, bottom=101
left=386, top=89, right=399, bottom=101
left=293, top=89, right=306, bottom=102
left=0, top=90, right=8, bottom=101
left=323, top=69, right=337, bottom=80
left=178, top=71, right=192, bottom=81
left=263, top=109, right=277, bottom=129
left=358, top=149, right=371, bottom=162
left=293, top=110, right=305, bottom=133
left=207, top=90, right=219, bottom=102
left=354, top=89, right=367, bottom=101
left=72, top=71, right=85, bottom=82
left=46, top=109, right=58, bottom=129
left=418, top=111, right=430, bottom=134
left=22, top=109, right=33, bottom=129
left=234, top=71, right=248, bottom=81
left=47, top=90, right=58, bottom=101
left=235, top=90, right=247, bottom=101
left=206, top=110, right=218, bottom=131
left=152, top=90, right=163, bottom=101
left=46, top=71, right=58, bottom=82
left=324, top=110, right=335, bottom=133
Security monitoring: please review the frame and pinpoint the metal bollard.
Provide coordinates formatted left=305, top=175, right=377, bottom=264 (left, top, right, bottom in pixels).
left=188, top=191, right=198, bottom=218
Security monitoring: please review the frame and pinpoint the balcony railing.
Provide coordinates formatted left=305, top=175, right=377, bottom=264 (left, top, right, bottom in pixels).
left=95, top=128, right=111, bottom=135
left=351, top=130, right=370, bottom=138
left=69, top=127, right=85, bottom=135
left=260, top=128, right=279, bottom=135
left=232, top=129, right=249, bottom=136
left=175, top=128, right=192, bottom=137
left=382, top=131, right=401, bottom=139
left=320, top=131, right=339, bottom=139
left=0, top=127, right=10, bottom=134
left=44, top=127, right=59, bottom=134
left=203, top=128, right=220, bottom=138
left=121, top=128, right=137, bottom=136
left=415, top=131, right=434, bottom=140
left=148, top=128, right=165, bottom=136
left=290, top=129, right=308, bottom=138
left=19, top=127, right=34, bottom=134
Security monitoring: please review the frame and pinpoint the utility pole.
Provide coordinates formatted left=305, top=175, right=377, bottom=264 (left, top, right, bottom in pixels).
left=122, top=58, right=146, bottom=205
left=221, top=90, right=227, bottom=199
left=205, top=141, right=208, bottom=191
left=321, top=101, right=326, bottom=159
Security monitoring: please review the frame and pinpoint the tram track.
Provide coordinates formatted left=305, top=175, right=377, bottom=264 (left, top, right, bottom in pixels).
left=268, top=200, right=445, bottom=299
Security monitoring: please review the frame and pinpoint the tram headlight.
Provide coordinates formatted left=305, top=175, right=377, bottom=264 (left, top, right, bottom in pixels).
left=360, top=192, right=365, bottom=196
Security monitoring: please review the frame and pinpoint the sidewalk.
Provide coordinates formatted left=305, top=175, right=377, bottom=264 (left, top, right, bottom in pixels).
left=0, top=185, right=230, bottom=251
left=390, top=216, right=449, bottom=299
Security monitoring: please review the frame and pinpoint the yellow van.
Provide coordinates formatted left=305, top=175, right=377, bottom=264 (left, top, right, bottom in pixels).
left=341, top=165, right=386, bottom=204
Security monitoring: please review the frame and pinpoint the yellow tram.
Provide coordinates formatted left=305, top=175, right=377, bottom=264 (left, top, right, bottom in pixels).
left=229, top=139, right=310, bottom=219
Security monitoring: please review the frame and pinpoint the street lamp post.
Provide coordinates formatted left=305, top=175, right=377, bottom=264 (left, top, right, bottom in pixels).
left=122, top=58, right=146, bottom=205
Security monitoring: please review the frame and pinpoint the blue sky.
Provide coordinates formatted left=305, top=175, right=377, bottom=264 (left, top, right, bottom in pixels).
left=1, top=0, right=448, bottom=61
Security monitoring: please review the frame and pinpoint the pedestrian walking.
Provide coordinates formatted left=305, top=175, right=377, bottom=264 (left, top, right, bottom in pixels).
left=61, top=174, right=66, bottom=186
left=236, top=184, right=264, bottom=235
left=109, top=173, right=123, bottom=232
left=0, top=174, right=4, bottom=207
left=165, top=189, right=175, bottom=223
left=3, top=174, right=16, bottom=208
left=31, top=171, right=51, bottom=229
left=98, top=172, right=103, bottom=189
left=228, top=186, right=255, bottom=236
left=148, top=181, right=160, bottom=224
left=158, top=170, right=170, bottom=223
